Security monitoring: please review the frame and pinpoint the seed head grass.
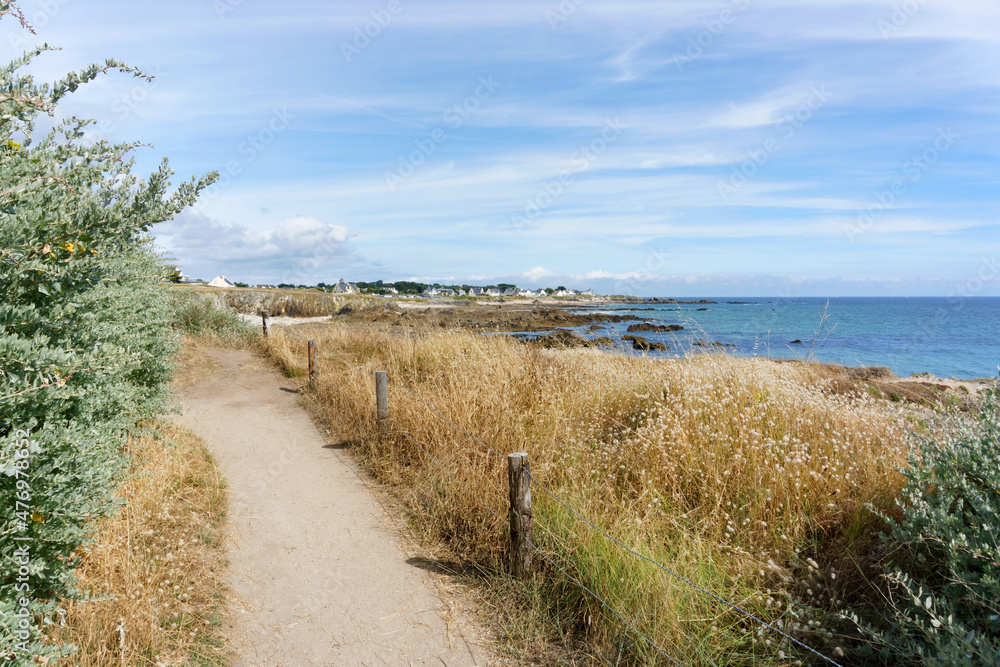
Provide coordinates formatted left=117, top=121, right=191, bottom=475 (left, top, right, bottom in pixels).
left=264, top=322, right=916, bottom=665
left=55, top=423, right=230, bottom=667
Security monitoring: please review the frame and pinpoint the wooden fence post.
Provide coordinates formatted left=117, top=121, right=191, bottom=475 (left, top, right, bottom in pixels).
left=508, top=452, right=533, bottom=578
left=375, top=370, right=388, bottom=427
left=307, top=340, right=317, bottom=381
left=261, top=311, right=268, bottom=337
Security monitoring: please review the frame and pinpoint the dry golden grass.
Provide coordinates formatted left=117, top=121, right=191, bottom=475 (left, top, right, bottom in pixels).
left=263, top=322, right=919, bottom=665
left=56, top=423, right=229, bottom=667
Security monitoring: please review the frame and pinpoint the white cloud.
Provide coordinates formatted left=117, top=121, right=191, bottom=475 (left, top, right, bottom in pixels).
left=522, top=266, right=554, bottom=282
left=153, top=212, right=360, bottom=282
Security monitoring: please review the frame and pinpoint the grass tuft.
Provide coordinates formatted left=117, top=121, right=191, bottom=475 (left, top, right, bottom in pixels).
left=260, top=322, right=931, bottom=664
left=55, top=423, right=230, bottom=667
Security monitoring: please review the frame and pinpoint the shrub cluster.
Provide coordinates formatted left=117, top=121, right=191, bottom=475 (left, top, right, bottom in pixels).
left=0, top=12, right=213, bottom=662
left=854, top=387, right=1000, bottom=665
left=170, top=291, right=258, bottom=346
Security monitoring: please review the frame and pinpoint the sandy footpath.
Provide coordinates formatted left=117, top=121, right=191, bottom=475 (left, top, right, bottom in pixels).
left=173, top=348, right=490, bottom=666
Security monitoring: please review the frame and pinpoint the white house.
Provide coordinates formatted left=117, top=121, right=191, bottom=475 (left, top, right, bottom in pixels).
left=424, top=287, right=440, bottom=297
left=582, top=288, right=596, bottom=296
left=332, top=278, right=360, bottom=294
left=469, top=287, right=485, bottom=297
left=485, top=288, right=501, bottom=297
left=207, top=275, right=236, bottom=288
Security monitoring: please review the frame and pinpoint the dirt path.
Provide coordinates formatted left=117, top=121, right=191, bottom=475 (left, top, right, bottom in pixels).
left=173, top=348, right=490, bottom=666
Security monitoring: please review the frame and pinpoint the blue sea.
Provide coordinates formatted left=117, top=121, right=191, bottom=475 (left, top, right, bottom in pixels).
left=570, top=297, right=1000, bottom=380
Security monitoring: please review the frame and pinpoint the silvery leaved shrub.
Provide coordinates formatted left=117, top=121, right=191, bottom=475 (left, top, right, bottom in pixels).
left=0, top=4, right=215, bottom=662
left=851, top=386, right=1000, bottom=665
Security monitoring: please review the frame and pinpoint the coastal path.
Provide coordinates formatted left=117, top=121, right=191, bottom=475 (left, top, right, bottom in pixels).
left=172, top=347, right=491, bottom=666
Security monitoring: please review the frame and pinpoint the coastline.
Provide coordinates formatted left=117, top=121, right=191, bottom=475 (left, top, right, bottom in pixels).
left=214, top=288, right=995, bottom=389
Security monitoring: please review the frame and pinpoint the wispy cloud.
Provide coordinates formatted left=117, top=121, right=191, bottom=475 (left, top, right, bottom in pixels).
left=13, top=0, right=996, bottom=295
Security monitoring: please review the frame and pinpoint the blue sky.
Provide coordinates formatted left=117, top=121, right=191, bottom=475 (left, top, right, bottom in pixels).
left=7, top=0, right=999, bottom=296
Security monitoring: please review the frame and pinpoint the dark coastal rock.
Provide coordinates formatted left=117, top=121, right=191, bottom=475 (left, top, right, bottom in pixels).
left=697, top=308, right=710, bottom=311
left=586, top=324, right=606, bottom=333
left=693, top=340, right=735, bottom=348
left=623, top=335, right=668, bottom=351
left=846, top=366, right=896, bottom=381
left=531, top=330, right=593, bottom=349
left=626, top=323, right=684, bottom=333
left=789, top=339, right=803, bottom=344
left=531, top=330, right=617, bottom=350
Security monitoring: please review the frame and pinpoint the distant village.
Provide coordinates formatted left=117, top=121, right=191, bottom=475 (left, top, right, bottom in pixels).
left=167, top=269, right=599, bottom=298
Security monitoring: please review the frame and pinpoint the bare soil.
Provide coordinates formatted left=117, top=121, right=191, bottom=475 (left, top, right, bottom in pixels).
left=172, top=347, right=492, bottom=666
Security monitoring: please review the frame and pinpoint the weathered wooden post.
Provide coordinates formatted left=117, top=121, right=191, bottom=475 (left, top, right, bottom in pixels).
left=375, top=370, right=388, bottom=427
left=261, top=311, right=269, bottom=338
left=307, top=340, right=317, bottom=381
left=507, top=452, right=533, bottom=578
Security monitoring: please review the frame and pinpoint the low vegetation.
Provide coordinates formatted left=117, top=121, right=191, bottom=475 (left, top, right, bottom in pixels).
left=55, top=424, right=230, bottom=666
left=0, top=8, right=214, bottom=662
left=258, top=319, right=993, bottom=665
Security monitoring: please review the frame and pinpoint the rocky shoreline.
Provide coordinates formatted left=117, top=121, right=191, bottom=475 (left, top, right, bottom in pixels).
left=218, top=289, right=994, bottom=405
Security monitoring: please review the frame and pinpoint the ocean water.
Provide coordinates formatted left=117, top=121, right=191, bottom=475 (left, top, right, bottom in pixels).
left=571, top=297, right=1000, bottom=380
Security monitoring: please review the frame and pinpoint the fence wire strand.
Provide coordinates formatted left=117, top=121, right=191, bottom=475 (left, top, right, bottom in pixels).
left=387, top=379, right=505, bottom=459
left=386, top=417, right=504, bottom=523
left=297, top=340, right=841, bottom=667
left=529, top=520, right=683, bottom=666
left=318, top=373, right=378, bottom=416
left=299, top=338, right=502, bottom=460
left=525, top=470, right=843, bottom=667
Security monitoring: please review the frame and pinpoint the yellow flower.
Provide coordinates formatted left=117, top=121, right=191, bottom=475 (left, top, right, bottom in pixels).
left=63, top=242, right=76, bottom=253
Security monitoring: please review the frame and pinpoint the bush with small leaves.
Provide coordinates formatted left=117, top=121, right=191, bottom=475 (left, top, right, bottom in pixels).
left=850, top=386, right=1000, bottom=665
left=0, top=5, right=215, bottom=662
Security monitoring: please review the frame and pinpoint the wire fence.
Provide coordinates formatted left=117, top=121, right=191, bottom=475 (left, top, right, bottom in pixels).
left=281, top=334, right=844, bottom=667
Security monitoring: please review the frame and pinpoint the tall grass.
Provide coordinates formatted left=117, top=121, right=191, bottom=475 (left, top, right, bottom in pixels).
left=263, top=322, right=919, bottom=665
left=170, top=291, right=259, bottom=348
left=56, top=423, right=229, bottom=666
